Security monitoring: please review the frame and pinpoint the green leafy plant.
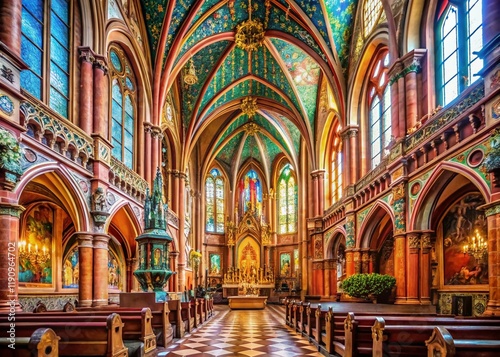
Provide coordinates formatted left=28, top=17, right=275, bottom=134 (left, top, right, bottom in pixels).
left=340, top=273, right=396, bottom=300
left=0, top=128, right=22, bottom=175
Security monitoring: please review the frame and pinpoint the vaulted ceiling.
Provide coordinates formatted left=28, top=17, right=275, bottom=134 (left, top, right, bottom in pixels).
left=140, top=0, right=358, bottom=176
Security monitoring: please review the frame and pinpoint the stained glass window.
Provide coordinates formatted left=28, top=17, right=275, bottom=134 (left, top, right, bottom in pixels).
left=239, top=169, right=262, bottom=218
left=21, top=0, right=70, bottom=118
left=436, top=0, right=483, bottom=106
left=368, top=51, right=391, bottom=168
left=206, top=168, right=225, bottom=233
left=363, top=0, right=382, bottom=37
left=109, top=45, right=136, bottom=169
left=278, top=164, right=297, bottom=234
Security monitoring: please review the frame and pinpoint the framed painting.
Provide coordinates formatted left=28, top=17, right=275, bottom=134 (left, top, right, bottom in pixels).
left=62, top=245, right=79, bottom=288
left=280, top=252, right=291, bottom=277
left=209, top=253, right=221, bottom=275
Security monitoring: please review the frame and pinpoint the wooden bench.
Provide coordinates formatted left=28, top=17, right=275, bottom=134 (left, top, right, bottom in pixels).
left=181, top=301, right=194, bottom=333
left=311, top=304, right=328, bottom=348
left=371, top=317, right=500, bottom=357
left=303, top=303, right=320, bottom=341
left=426, top=325, right=500, bottom=356
left=292, top=301, right=302, bottom=332
left=0, top=313, right=128, bottom=357
left=297, top=302, right=309, bottom=334
left=167, top=300, right=184, bottom=339
left=0, top=327, right=60, bottom=357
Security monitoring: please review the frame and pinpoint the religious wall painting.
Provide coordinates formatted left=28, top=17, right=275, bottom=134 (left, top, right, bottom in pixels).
left=62, top=245, right=79, bottom=288
left=19, top=204, right=53, bottom=286
left=443, top=193, right=488, bottom=285
left=238, top=169, right=262, bottom=218
left=210, top=253, right=221, bottom=276
left=280, top=252, right=291, bottom=277
left=108, top=250, right=123, bottom=290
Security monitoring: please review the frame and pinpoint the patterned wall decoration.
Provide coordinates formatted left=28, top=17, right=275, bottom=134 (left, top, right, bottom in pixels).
left=270, top=38, right=320, bottom=131
left=217, top=132, right=244, bottom=166
left=442, top=193, right=488, bottom=286
left=438, top=292, right=488, bottom=317
left=215, top=114, right=249, bottom=150
left=253, top=113, right=290, bottom=154
left=240, top=134, right=261, bottom=165
left=278, top=114, right=301, bottom=154
left=314, top=235, right=323, bottom=259
left=408, top=170, right=432, bottom=216
left=324, top=0, right=359, bottom=72
left=181, top=40, right=231, bottom=126
left=258, top=133, right=283, bottom=169
left=449, top=142, right=490, bottom=185
left=345, top=214, right=355, bottom=248
left=392, top=183, right=406, bottom=235
left=324, top=227, right=335, bottom=246
left=19, top=295, right=78, bottom=312
left=356, top=204, right=373, bottom=234
left=139, top=0, right=168, bottom=54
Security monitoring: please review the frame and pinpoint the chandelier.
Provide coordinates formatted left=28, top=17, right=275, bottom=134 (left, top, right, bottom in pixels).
left=19, top=240, right=50, bottom=278
left=463, top=229, right=488, bottom=261
left=183, top=58, right=198, bottom=85
left=235, top=0, right=266, bottom=52
left=241, top=96, right=258, bottom=118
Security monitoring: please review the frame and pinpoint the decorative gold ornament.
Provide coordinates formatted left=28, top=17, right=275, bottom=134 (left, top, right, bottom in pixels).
left=184, top=58, right=198, bottom=85
left=241, top=96, right=258, bottom=118
left=235, top=18, right=265, bottom=52
left=245, top=122, right=260, bottom=136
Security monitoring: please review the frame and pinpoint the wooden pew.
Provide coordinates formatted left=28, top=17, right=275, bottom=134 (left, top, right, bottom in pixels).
left=292, top=301, right=302, bottom=332
left=371, top=317, right=500, bottom=357
left=167, top=300, right=184, bottom=339
left=311, top=304, right=328, bottom=349
left=321, top=306, right=347, bottom=355
left=181, top=301, right=194, bottom=333
left=303, top=303, right=320, bottom=341
left=0, top=327, right=60, bottom=357
left=426, top=326, right=500, bottom=357
left=284, top=299, right=293, bottom=326
left=0, top=313, right=128, bottom=357
left=297, top=302, right=309, bottom=334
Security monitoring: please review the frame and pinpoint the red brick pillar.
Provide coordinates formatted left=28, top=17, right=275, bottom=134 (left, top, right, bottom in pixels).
left=394, top=234, right=407, bottom=304
left=177, top=173, right=187, bottom=292
left=313, top=261, right=324, bottom=296
left=345, top=250, right=354, bottom=276
left=420, top=231, right=433, bottom=305
left=143, top=123, right=152, bottom=185
left=315, top=170, right=325, bottom=214
left=76, top=233, right=93, bottom=307
left=169, top=251, right=179, bottom=293
left=353, top=249, right=361, bottom=274
left=0, top=0, right=22, bottom=55
left=407, top=232, right=420, bottom=304
left=151, top=127, right=162, bottom=182
left=0, top=203, right=24, bottom=311
left=92, top=234, right=110, bottom=306
left=361, top=249, right=370, bottom=273
left=484, top=206, right=500, bottom=316
left=78, top=47, right=94, bottom=134
left=388, top=61, right=403, bottom=138
left=92, top=55, right=109, bottom=138
left=311, top=171, right=319, bottom=217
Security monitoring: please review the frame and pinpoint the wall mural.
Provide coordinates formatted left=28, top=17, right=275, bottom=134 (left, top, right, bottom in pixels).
left=443, top=193, right=488, bottom=285
left=19, top=204, right=53, bottom=286
left=210, top=253, right=221, bottom=275
left=238, top=238, right=260, bottom=280
left=63, top=246, right=79, bottom=288
left=108, top=251, right=122, bottom=290
left=294, top=249, right=299, bottom=275
left=280, top=252, right=291, bottom=277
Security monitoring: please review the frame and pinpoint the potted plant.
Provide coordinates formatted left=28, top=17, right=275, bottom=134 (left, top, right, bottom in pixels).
left=340, top=273, right=396, bottom=303
left=0, top=128, right=22, bottom=189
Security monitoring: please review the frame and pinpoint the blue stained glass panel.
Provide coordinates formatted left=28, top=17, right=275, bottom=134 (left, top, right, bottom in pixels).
left=112, top=117, right=122, bottom=139
left=21, top=9, right=43, bottom=47
left=50, top=37, right=69, bottom=69
left=52, top=0, right=69, bottom=24
left=124, top=150, right=133, bottom=168
left=125, top=113, right=134, bottom=132
left=21, top=71, right=41, bottom=99
left=49, top=89, right=68, bottom=117
left=21, top=37, right=43, bottom=75
left=50, top=63, right=69, bottom=94
left=112, top=82, right=122, bottom=99
left=125, top=77, right=134, bottom=91
left=124, top=132, right=133, bottom=150
left=112, top=139, right=122, bottom=159
left=23, top=0, right=43, bottom=19
left=50, top=13, right=69, bottom=47
left=125, top=95, right=133, bottom=115
left=110, top=50, right=122, bottom=72
left=112, top=100, right=122, bottom=121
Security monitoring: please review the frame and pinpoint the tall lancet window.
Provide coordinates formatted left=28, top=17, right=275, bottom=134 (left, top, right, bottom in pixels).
left=206, top=168, right=225, bottom=233
left=278, top=164, right=297, bottom=234
left=109, top=45, right=136, bottom=169
left=21, top=0, right=71, bottom=118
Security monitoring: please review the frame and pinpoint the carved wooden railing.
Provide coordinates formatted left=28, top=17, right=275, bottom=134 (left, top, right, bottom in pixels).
left=109, top=156, right=148, bottom=201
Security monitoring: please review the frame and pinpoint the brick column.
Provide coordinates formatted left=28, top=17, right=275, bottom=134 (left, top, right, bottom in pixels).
left=92, top=55, right=109, bottom=138
left=314, top=170, right=325, bottom=215
left=176, top=173, right=187, bottom=292
left=484, top=205, right=500, bottom=316
left=353, top=249, right=361, bottom=274
left=388, top=61, right=404, bottom=138
left=311, top=171, right=319, bottom=217
left=0, top=0, right=22, bottom=55
left=76, top=233, right=93, bottom=307
left=361, top=249, right=370, bottom=273
left=345, top=212, right=356, bottom=276
left=0, top=203, right=24, bottom=311
left=407, top=232, right=420, bottom=304
left=78, top=47, right=94, bottom=134
left=92, top=234, right=110, bottom=306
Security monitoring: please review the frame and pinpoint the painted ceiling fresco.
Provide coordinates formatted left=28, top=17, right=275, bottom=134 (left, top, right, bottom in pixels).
left=140, top=0, right=358, bottom=177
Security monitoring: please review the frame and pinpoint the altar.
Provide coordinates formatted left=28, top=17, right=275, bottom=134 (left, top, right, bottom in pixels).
left=228, top=295, right=267, bottom=309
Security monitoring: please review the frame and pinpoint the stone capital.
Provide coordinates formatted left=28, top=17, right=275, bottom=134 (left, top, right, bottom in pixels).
left=75, top=232, right=93, bottom=248
left=0, top=202, right=25, bottom=218
left=78, top=46, right=95, bottom=64
left=92, top=234, right=110, bottom=250
left=93, top=55, right=108, bottom=75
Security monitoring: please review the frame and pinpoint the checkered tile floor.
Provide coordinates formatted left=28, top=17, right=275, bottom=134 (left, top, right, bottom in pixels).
left=154, top=305, right=323, bottom=356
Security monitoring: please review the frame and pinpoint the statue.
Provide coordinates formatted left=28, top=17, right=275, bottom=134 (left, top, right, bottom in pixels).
left=92, top=187, right=107, bottom=212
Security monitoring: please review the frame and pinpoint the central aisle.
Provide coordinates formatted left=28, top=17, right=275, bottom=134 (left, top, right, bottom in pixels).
left=156, top=304, right=324, bottom=356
